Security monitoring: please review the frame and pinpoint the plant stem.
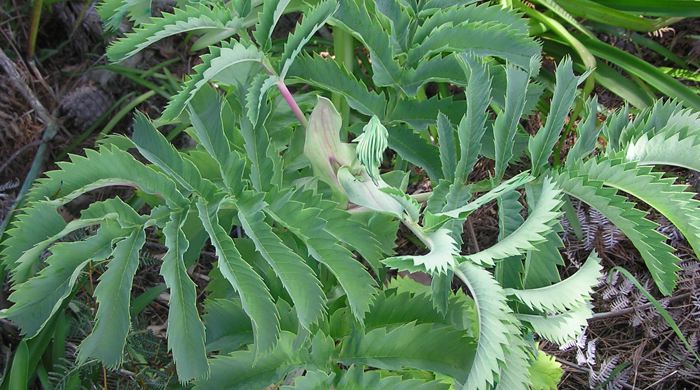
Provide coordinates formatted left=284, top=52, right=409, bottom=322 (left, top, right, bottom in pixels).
left=332, top=27, right=354, bottom=135
left=276, top=79, right=308, bottom=127
left=28, top=0, right=43, bottom=58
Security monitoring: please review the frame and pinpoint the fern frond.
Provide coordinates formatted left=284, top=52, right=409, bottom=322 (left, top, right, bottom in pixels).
left=464, top=177, right=563, bottom=266
left=505, top=251, right=602, bottom=313
left=78, top=227, right=146, bottom=368
left=162, top=42, right=264, bottom=121
left=556, top=170, right=681, bottom=295
left=236, top=192, right=326, bottom=329
left=579, top=156, right=700, bottom=256
left=518, top=303, right=593, bottom=345
left=107, top=4, right=238, bottom=62
left=196, top=199, right=280, bottom=355
left=455, top=261, right=521, bottom=390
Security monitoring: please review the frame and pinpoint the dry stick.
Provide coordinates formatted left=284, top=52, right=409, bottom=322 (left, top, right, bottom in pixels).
left=0, top=48, right=58, bottom=238
left=591, top=291, right=692, bottom=321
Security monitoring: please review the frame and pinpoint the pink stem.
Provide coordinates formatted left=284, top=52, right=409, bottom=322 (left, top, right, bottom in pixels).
left=276, top=79, right=308, bottom=127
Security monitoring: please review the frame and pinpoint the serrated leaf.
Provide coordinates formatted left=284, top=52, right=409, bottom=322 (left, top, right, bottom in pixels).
left=580, top=156, right=700, bottom=257
left=236, top=192, right=325, bottom=329
left=161, top=210, right=209, bottom=382
left=383, top=228, right=458, bottom=274
left=437, top=113, right=457, bottom=182
left=1, top=223, right=123, bottom=337
left=278, top=0, right=338, bottom=78
left=162, top=41, right=264, bottom=121
left=245, top=73, right=277, bottom=126
left=556, top=170, right=681, bottom=295
left=337, top=322, right=476, bottom=381
left=528, top=57, right=589, bottom=175
left=494, top=65, right=529, bottom=180
left=107, top=4, right=238, bottom=62
left=196, top=198, right=280, bottom=355
left=266, top=191, right=378, bottom=321
left=454, top=261, right=521, bottom=390
left=455, top=53, right=491, bottom=183
left=517, top=303, right=593, bottom=345
left=464, top=177, right=562, bottom=266
left=334, top=0, right=402, bottom=86
left=529, top=350, right=563, bottom=390
left=78, top=227, right=146, bottom=368
left=287, top=54, right=387, bottom=117
left=566, top=96, right=600, bottom=165
left=407, top=21, right=540, bottom=71
left=505, top=251, right=602, bottom=313
left=253, top=0, right=292, bottom=50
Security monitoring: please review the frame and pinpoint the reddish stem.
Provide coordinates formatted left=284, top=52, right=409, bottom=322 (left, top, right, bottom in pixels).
left=276, top=79, right=308, bottom=127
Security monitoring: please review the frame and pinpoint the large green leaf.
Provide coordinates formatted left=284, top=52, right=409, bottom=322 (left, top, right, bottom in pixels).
left=493, top=65, right=529, bottom=180
left=287, top=54, right=386, bottom=117
left=337, top=322, right=476, bottom=381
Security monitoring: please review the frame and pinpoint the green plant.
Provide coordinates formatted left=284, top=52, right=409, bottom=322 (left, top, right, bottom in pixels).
left=502, top=0, right=700, bottom=110
left=3, top=0, right=700, bottom=388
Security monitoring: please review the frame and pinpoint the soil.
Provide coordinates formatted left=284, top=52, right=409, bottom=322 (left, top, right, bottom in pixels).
left=0, top=1, right=698, bottom=388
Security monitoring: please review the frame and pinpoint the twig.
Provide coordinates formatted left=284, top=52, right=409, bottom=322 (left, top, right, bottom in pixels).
left=0, top=48, right=58, bottom=238
left=591, top=292, right=692, bottom=321
left=0, top=139, right=42, bottom=174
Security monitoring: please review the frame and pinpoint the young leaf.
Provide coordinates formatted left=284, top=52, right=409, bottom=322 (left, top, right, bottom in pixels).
left=493, top=65, right=529, bottom=180
left=437, top=113, right=457, bottom=182
left=529, top=57, right=588, bottom=175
